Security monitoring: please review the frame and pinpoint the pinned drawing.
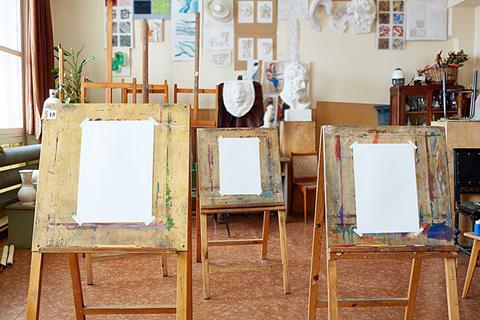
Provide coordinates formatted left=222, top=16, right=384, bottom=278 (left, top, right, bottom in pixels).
left=112, top=48, right=131, bottom=77
left=207, top=50, right=232, bottom=68
left=257, top=1, right=273, bottom=24
left=144, top=20, right=165, bottom=42
left=204, top=29, right=233, bottom=49
left=238, top=1, right=254, bottom=23
left=278, top=0, right=308, bottom=20
left=105, top=0, right=134, bottom=48
left=172, top=0, right=199, bottom=61
left=262, top=61, right=285, bottom=95
left=257, top=38, right=273, bottom=61
left=238, top=37, right=254, bottom=61
left=133, top=0, right=171, bottom=19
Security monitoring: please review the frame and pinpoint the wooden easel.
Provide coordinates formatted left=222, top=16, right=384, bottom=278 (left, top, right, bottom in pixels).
left=308, top=126, right=460, bottom=320
left=26, top=104, right=192, bottom=319
left=196, top=128, right=290, bottom=299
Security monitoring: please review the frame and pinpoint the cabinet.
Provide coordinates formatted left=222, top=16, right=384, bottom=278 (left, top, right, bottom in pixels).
left=390, top=85, right=470, bottom=125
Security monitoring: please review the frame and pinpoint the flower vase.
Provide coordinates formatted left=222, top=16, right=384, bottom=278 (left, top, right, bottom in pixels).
left=18, top=170, right=36, bottom=206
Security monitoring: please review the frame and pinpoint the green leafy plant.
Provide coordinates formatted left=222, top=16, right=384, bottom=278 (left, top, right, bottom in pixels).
left=53, top=44, right=95, bottom=103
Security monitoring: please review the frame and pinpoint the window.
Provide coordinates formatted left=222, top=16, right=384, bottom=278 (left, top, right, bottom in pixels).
left=0, top=0, right=24, bottom=131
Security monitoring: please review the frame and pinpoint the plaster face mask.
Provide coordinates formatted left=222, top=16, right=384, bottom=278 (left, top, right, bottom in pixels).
left=223, top=81, right=255, bottom=117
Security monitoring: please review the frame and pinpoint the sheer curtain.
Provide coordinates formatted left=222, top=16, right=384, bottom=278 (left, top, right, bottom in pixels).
left=25, top=0, right=54, bottom=139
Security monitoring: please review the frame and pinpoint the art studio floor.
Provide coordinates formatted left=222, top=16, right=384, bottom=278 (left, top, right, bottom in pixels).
left=1, top=213, right=480, bottom=320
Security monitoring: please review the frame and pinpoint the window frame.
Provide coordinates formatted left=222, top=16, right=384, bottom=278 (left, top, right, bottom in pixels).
left=0, top=0, right=26, bottom=145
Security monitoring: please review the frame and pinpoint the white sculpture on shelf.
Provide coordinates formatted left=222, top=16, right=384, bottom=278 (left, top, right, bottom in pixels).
left=331, top=0, right=376, bottom=34
left=280, top=61, right=311, bottom=110
left=223, top=80, right=255, bottom=117
left=261, top=103, right=275, bottom=128
left=308, top=0, right=333, bottom=32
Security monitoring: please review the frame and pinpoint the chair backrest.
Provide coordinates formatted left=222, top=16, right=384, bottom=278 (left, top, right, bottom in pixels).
left=454, top=148, right=480, bottom=204
left=122, top=80, right=169, bottom=104
left=80, top=78, right=139, bottom=103
left=291, top=152, right=318, bottom=183
left=173, top=84, right=218, bottom=128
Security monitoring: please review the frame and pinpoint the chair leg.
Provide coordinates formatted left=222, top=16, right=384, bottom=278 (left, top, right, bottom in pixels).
left=278, top=210, right=291, bottom=294
left=302, top=187, right=308, bottom=224
left=463, top=239, right=480, bottom=298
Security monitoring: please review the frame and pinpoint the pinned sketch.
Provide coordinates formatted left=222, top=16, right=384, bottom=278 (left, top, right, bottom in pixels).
left=207, top=50, right=232, bottom=68
left=257, top=38, right=273, bottom=61
left=133, top=0, right=171, bottom=19
left=246, top=60, right=261, bottom=81
left=172, top=0, right=199, bottom=61
left=75, top=120, right=155, bottom=225
left=262, top=60, right=285, bottom=95
left=218, top=137, right=262, bottom=195
left=238, top=1, right=254, bottom=23
left=204, top=28, right=234, bottom=49
left=112, top=48, right=131, bottom=77
left=257, top=1, right=273, bottom=24
left=105, top=0, right=134, bottom=48
left=352, top=143, right=420, bottom=234
left=278, top=0, right=307, bottom=20
left=143, top=20, right=165, bottom=42
left=405, top=0, right=447, bottom=41
left=238, top=37, right=254, bottom=61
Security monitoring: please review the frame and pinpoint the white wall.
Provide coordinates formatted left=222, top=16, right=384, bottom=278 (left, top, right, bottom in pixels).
left=51, top=0, right=477, bottom=106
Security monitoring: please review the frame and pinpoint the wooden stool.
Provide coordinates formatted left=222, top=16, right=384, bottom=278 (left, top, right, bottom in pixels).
left=200, top=207, right=290, bottom=299
left=463, top=232, right=480, bottom=298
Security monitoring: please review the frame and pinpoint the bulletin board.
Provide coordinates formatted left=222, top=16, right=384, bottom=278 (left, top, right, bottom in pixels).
left=234, top=0, right=278, bottom=70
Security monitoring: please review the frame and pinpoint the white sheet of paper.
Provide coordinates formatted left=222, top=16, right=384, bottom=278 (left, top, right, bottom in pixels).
left=405, top=0, right=447, bottom=41
left=352, top=143, right=420, bottom=234
left=75, top=120, right=155, bottom=225
left=218, top=137, right=262, bottom=195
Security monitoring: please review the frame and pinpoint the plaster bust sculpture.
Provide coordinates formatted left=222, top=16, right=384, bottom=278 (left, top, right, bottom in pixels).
left=280, top=61, right=311, bottom=110
left=308, top=0, right=333, bottom=32
left=223, top=80, right=255, bottom=117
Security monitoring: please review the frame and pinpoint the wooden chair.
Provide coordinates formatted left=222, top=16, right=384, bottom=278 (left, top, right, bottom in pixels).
left=453, top=148, right=480, bottom=254
left=291, top=152, right=318, bottom=223
left=121, top=80, right=169, bottom=104
left=80, top=77, right=138, bottom=103
left=173, top=84, right=218, bottom=128
left=463, top=232, right=480, bottom=298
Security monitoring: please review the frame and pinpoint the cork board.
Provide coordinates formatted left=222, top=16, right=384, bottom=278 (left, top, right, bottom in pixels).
left=234, top=0, right=278, bottom=70
left=197, top=128, right=283, bottom=209
left=32, top=104, right=190, bottom=252
left=323, top=126, right=454, bottom=248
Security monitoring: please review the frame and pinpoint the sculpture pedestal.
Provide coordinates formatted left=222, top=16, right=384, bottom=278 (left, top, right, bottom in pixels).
left=284, top=109, right=312, bottom=121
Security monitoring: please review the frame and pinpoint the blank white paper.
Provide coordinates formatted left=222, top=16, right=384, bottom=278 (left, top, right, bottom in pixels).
left=352, top=143, right=420, bottom=234
left=218, top=137, right=262, bottom=195
left=74, top=120, right=155, bottom=225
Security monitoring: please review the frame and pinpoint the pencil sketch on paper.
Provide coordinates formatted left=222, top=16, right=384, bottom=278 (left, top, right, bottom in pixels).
left=208, top=50, right=232, bottom=68
left=257, top=1, right=273, bottom=24
left=238, top=37, right=254, bottom=61
left=238, top=1, right=254, bottom=23
left=257, top=38, right=273, bottom=61
left=204, top=29, right=233, bottom=49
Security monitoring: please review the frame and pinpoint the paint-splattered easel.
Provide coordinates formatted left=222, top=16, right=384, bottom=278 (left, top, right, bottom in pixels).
left=196, top=128, right=290, bottom=299
left=308, top=126, right=460, bottom=320
left=25, top=104, right=192, bottom=320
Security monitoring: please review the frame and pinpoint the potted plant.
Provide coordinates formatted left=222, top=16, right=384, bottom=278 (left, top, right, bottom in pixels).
left=53, top=44, right=95, bottom=103
left=417, top=50, right=469, bottom=85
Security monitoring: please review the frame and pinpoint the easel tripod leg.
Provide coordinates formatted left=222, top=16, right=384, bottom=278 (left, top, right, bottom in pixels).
left=261, top=210, right=271, bottom=260
left=176, top=252, right=188, bottom=320
left=404, top=258, right=422, bottom=320
left=444, top=257, right=460, bottom=320
left=85, top=253, right=93, bottom=285
left=200, top=213, right=210, bottom=299
left=196, top=172, right=201, bottom=263
left=26, top=252, right=44, bottom=320
left=278, top=210, right=291, bottom=294
left=462, top=239, right=479, bottom=298
left=69, top=253, right=86, bottom=320
left=327, top=258, right=339, bottom=320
